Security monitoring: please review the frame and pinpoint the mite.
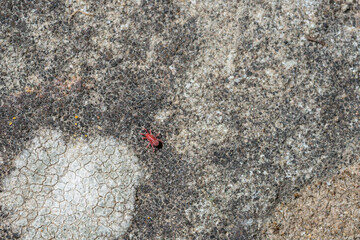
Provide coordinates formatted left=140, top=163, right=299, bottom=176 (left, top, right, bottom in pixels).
left=140, top=128, right=163, bottom=152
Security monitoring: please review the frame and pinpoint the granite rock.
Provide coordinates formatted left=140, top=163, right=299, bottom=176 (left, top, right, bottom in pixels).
left=1, top=0, right=359, bottom=239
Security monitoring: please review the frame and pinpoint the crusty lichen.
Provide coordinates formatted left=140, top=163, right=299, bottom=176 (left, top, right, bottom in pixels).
left=0, top=129, right=142, bottom=239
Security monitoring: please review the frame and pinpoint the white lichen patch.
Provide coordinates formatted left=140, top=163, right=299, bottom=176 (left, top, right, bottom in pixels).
left=0, top=129, right=142, bottom=240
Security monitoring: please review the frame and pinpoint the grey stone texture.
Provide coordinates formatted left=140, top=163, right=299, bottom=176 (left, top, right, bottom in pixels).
left=1, top=0, right=359, bottom=239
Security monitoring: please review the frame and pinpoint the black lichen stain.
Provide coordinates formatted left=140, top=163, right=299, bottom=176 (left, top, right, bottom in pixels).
left=0, top=0, right=198, bottom=161
left=1, top=0, right=200, bottom=239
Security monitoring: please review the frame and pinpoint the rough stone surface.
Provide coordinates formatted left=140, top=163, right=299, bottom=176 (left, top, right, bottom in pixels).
left=261, top=163, right=360, bottom=239
left=0, top=0, right=359, bottom=239
left=0, top=129, right=142, bottom=239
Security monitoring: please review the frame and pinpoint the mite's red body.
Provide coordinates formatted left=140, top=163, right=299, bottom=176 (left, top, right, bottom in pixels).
left=140, top=128, right=163, bottom=152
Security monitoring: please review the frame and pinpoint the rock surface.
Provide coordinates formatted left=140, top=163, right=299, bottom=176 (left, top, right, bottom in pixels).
left=1, top=0, right=359, bottom=239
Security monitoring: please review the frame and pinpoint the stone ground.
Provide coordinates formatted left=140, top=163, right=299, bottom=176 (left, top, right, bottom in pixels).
left=0, top=0, right=359, bottom=239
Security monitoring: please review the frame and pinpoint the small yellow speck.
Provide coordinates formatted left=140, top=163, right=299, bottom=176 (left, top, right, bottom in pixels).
left=75, top=123, right=78, bottom=126
left=85, top=134, right=88, bottom=137
left=9, top=121, right=13, bottom=126
left=13, top=117, right=16, bottom=120
left=75, top=115, right=79, bottom=119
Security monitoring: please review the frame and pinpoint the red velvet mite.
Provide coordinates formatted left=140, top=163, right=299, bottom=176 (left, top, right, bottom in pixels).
left=140, top=128, right=163, bottom=152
